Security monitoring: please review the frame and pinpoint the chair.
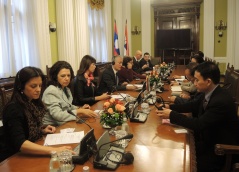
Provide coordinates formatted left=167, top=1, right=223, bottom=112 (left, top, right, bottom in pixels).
left=0, top=87, right=13, bottom=119
left=97, top=66, right=107, bottom=87
left=215, top=144, right=239, bottom=172
left=151, top=57, right=161, bottom=66
left=46, top=65, right=51, bottom=82
left=233, top=163, right=239, bottom=172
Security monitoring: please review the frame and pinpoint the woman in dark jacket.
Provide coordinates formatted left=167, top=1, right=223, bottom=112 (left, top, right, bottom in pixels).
left=118, top=56, right=146, bottom=84
left=73, top=55, right=110, bottom=106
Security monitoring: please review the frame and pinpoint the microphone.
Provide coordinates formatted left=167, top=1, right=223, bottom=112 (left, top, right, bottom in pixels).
left=142, top=94, right=153, bottom=102
left=109, top=85, right=117, bottom=95
left=155, top=96, right=165, bottom=110
left=94, top=134, right=134, bottom=169
left=67, top=110, right=92, bottom=129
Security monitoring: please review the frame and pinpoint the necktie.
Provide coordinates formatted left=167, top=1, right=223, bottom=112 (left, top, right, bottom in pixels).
left=115, top=72, right=119, bottom=86
left=203, top=99, right=208, bottom=110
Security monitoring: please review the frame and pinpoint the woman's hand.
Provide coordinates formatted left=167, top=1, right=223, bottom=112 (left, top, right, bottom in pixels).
left=42, top=125, right=56, bottom=134
left=77, top=108, right=98, bottom=118
left=53, top=146, right=76, bottom=155
left=82, top=104, right=90, bottom=109
left=100, top=93, right=111, bottom=100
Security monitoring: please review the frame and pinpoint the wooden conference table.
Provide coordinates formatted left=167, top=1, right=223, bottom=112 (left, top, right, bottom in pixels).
left=0, top=65, right=196, bottom=172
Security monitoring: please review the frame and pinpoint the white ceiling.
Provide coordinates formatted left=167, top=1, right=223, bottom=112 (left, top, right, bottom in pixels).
left=150, top=0, right=202, bottom=6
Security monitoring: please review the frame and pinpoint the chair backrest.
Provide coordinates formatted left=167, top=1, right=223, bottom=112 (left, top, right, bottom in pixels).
left=97, top=66, right=107, bottom=87
left=0, top=87, right=14, bottom=119
left=228, top=70, right=239, bottom=101
left=46, top=65, right=51, bottom=82
left=94, top=62, right=111, bottom=87
left=224, top=64, right=235, bottom=85
left=151, top=57, right=162, bottom=66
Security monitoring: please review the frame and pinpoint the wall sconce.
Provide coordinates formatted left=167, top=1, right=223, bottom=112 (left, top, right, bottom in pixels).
left=215, top=20, right=227, bottom=37
left=49, top=22, right=56, bottom=32
left=131, top=26, right=141, bottom=35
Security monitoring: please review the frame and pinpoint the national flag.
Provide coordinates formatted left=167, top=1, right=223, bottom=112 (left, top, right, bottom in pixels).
left=124, top=20, right=129, bottom=56
left=114, top=20, right=120, bottom=56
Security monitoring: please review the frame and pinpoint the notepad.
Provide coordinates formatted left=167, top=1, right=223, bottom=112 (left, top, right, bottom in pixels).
left=171, top=85, right=182, bottom=92
left=44, top=131, right=84, bottom=146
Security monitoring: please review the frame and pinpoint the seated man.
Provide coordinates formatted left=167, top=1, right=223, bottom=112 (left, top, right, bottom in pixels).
left=98, top=56, right=137, bottom=94
left=156, top=61, right=239, bottom=172
left=170, top=62, right=199, bottom=104
left=132, top=50, right=147, bottom=74
left=139, top=52, right=153, bottom=72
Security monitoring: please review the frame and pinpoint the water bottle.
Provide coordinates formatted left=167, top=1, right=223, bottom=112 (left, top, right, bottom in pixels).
left=49, top=151, right=60, bottom=172
left=121, top=117, right=130, bottom=134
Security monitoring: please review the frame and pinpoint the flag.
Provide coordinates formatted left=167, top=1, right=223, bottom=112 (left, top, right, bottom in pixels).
left=114, top=20, right=120, bottom=56
left=124, top=20, right=129, bottom=56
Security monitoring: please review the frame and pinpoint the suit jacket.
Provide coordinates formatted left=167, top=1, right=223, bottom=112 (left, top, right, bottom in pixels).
left=98, top=66, right=126, bottom=94
left=169, top=86, right=239, bottom=168
left=139, top=58, right=153, bottom=72
left=42, top=85, right=78, bottom=126
left=132, top=57, right=144, bottom=74
left=73, top=75, right=99, bottom=106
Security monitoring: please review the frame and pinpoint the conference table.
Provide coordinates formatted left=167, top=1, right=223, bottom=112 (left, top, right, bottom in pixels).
left=0, top=65, right=196, bottom=172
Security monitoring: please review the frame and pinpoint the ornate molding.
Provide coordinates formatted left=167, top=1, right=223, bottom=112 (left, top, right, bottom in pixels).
left=88, top=0, right=104, bottom=10
left=154, top=5, right=200, bottom=18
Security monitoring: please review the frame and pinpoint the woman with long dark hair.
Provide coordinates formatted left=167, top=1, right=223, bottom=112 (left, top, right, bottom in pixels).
left=1, top=67, right=72, bottom=162
left=73, top=55, right=110, bottom=106
left=42, top=61, right=97, bottom=126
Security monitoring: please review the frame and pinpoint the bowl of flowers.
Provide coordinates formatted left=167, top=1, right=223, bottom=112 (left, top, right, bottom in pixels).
left=100, top=98, right=126, bottom=134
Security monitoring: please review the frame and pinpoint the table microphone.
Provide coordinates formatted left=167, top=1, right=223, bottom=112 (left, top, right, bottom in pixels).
left=94, top=134, right=134, bottom=167
left=108, top=85, right=117, bottom=95
left=67, top=110, right=92, bottom=129
left=155, top=96, right=165, bottom=110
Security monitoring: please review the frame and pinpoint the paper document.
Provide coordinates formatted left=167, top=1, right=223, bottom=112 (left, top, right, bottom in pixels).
left=0, top=120, right=2, bottom=127
left=175, top=79, right=185, bottom=83
left=127, top=84, right=143, bottom=89
left=111, top=93, right=128, bottom=100
left=171, top=85, right=182, bottom=92
left=44, top=131, right=84, bottom=146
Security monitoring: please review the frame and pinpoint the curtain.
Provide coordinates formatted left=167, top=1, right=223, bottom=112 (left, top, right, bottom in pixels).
left=0, top=0, right=51, bottom=78
left=88, top=0, right=112, bottom=63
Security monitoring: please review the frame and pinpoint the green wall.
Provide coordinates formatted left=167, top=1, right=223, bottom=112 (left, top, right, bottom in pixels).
left=214, top=0, right=227, bottom=57
left=131, top=0, right=142, bottom=56
left=151, top=7, right=155, bottom=57
left=48, top=0, right=58, bottom=63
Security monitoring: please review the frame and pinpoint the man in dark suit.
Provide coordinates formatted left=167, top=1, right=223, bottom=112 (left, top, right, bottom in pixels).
left=132, top=50, right=147, bottom=74
left=139, top=52, right=153, bottom=72
left=98, top=56, right=137, bottom=94
left=156, top=61, right=239, bottom=172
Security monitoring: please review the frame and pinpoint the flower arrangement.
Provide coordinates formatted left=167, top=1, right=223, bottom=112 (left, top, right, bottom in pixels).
left=160, top=62, right=168, bottom=74
left=149, top=70, right=160, bottom=86
left=100, top=98, right=126, bottom=127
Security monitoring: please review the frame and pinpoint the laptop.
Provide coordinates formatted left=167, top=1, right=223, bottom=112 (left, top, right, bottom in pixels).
left=94, top=131, right=125, bottom=170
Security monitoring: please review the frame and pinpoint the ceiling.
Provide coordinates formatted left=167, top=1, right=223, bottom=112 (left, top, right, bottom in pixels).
left=150, top=0, right=203, bottom=7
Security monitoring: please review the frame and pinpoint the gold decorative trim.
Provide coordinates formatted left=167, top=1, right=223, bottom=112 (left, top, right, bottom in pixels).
left=88, top=0, right=104, bottom=10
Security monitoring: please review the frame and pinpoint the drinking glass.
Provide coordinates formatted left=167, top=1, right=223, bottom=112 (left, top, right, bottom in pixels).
left=58, top=150, right=74, bottom=172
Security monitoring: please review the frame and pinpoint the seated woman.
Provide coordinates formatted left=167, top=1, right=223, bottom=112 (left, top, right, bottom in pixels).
left=118, top=56, right=146, bottom=83
left=73, top=55, right=110, bottom=106
left=1, top=67, right=72, bottom=162
left=42, top=61, right=97, bottom=126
